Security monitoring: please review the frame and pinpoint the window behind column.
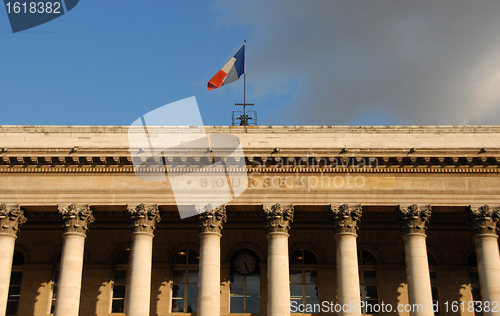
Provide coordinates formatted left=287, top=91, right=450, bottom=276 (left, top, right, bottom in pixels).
left=111, top=249, right=130, bottom=314
left=172, top=248, right=199, bottom=313
left=290, top=249, right=319, bottom=314
left=49, top=269, right=59, bottom=314
left=358, top=249, right=379, bottom=314
left=6, top=250, right=25, bottom=316
left=428, top=253, right=441, bottom=315
left=48, top=253, right=61, bottom=315
left=230, top=249, right=260, bottom=314
left=468, top=252, right=483, bottom=316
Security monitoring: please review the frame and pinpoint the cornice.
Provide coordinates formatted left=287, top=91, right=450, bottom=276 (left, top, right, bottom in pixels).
left=2, top=125, right=500, bottom=133
left=1, top=138, right=500, bottom=173
left=2, top=147, right=500, bottom=157
left=0, top=164, right=499, bottom=174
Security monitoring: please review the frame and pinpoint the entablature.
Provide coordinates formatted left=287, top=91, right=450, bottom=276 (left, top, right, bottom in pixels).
left=1, top=146, right=500, bottom=173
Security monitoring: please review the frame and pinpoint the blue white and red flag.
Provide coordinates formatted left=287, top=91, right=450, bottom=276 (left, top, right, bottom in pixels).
left=208, top=44, right=245, bottom=91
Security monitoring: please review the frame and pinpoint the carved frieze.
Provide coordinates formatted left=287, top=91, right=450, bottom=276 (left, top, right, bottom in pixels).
left=397, top=205, right=432, bottom=235
left=58, top=204, right=94, bottom=234
left=467, top=205, right=500, bottom=236
left=262, top=203, right=294, bottom=234
left=328, top=204, right=362, bottom=234
left=0, top=204, right=26, bottom=236
left=195, top=204, right=227, bottom=234
left=127, top=204, right=160, bottom=234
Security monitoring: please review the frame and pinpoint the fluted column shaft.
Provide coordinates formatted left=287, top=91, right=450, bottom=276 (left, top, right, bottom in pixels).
left=397, top=205, right=433, bottom=316
left=263, top=203, right=294, bottom=316
left=0, top=204, right=26, bottom=316
left=125, top=204, right=160, bottom=316
left=330, top=204, right=362, bottom=316
left=54, top=204, right=94, bottom=316
left=467, top=205, right=500, bottom=315
left=196, top=204, right=226, bottom=316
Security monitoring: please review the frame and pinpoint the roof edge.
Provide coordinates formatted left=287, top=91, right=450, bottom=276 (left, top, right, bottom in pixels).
left=1, top=125, right=500, bottom=134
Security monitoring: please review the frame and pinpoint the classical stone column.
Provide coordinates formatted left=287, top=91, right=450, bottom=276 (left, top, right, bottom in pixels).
left=262, top=203, right=294, bottom=316
left=0, top=204, right=26, bottom=316
left=467, top=205, right=500, bottom=314
left=196, top=204, right=227, bottom=316
left=125, top=204, right=160, bottom=316
left=329, top=204, right=362, bottom=316
left=54, top=204, right=94, bottom=316
left=397, top=205, right=433, bottom=316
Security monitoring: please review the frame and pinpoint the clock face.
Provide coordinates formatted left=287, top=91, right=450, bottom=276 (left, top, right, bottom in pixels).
left=234, top=252, right=257, bottom=275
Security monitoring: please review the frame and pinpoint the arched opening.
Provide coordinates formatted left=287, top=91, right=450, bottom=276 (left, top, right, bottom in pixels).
left=290, top=249, right=319, bottom=313
left=358, top=249, right=379, bottom=314
left=230, top=249, right=261, bottom=314
left=172, top=248, right=199, bottom=313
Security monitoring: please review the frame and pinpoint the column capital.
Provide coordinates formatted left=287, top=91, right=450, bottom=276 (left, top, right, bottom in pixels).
left=328, top=204, right=362, bottom=235
left=262, top=203, right=294, bottom=234
left=127, top=204, right=160, bottom=234
left=397, top=204, right=432, bottom=235
left=0, top=204, right=26, bottom=236
left=467, top=205, right=500, bottom=236
left=58, top=204, right=94, bottom=235
left=196, top=204, right=227, bottom=234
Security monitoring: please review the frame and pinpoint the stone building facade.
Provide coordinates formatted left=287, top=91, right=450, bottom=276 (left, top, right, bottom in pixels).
left=0, top=125, right=499, bottom=316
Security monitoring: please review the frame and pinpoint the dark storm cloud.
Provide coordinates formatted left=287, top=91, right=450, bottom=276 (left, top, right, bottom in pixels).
left=214, top=1, right=500, bottom=125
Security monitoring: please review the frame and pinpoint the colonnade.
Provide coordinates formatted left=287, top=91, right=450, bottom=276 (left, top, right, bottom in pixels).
left=0, top=203, right=498, bottom=316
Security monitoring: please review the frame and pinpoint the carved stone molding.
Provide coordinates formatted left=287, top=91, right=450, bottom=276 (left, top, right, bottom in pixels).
left=195, top=204, right=227, bottom=234
left=397, top=204, right=432, bottom=235
left=127, top=204, right=160, bottom=234
left=0, top=204, right=26, bottom=236
left=2, top=153, right=500, bottom=174
left=328, top=204, right=362, bottom=235
left=58, top=204, right=94, bottom=235
left=262, top=203, right=294, bottom=234
left=467, top=205, right=500, bottom=236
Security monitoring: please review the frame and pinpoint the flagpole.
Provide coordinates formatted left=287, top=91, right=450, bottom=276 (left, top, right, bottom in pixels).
left=244, top=40, right=247, bottom=118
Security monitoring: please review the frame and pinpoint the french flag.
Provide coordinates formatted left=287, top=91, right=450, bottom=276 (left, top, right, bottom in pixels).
left=208, top=44, right=245, bottom=91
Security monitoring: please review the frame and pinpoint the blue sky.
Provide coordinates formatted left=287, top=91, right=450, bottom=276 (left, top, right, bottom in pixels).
left=1, top=1, right=263, bottom=126
left=2, top=1, right=500, bottom=126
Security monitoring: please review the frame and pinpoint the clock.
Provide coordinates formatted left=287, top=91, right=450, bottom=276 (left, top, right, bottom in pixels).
left=233, top=252, right=257, bottom=275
